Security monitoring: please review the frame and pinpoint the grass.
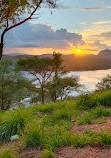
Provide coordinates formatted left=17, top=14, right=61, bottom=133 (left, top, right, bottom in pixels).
left=41, top=149, right=54, bottom=158
left=0, top=90, right=111, bottom=157
left=0, top=148, right=17, bottom=158
left=76, top=90, right=111, bottom=109
left=0, top=109, right=25, bottom=144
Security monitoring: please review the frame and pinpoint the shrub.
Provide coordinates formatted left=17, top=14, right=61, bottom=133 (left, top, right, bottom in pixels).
left=41, top=149, right=54, bottom=158
left=77, top=90, right=111, bottom=109
left=92, top=106, right=111, bottom=117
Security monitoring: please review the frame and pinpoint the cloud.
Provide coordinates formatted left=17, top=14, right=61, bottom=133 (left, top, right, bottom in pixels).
left=88, top=41, right=111, bottom=50
left=94, top=21, right=111, bottom=25
left=75, top=6, right=111, bottom=11
left=4, top=22, right=85, bottom=50
left=75, top=6, right=103, bottom=11
left=99, top=31, right=111, bottom=39
left=41, top=5, right=111, bottom=12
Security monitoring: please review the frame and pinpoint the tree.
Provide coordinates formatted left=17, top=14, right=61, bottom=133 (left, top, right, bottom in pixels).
left=96, top=75, right=111, bottom=91
left=52, top=51, right=64, bottom=79
left=18, top=53, right=81, bottom=103
left=46, top=77, right=80, bottom=101
left=17, top=56, right=53, bottom=103
left=51, top=52, right=65, bottom=101
left=0, top=59, right=33, bottom=110
left=0, top=0, right=58, bottom=60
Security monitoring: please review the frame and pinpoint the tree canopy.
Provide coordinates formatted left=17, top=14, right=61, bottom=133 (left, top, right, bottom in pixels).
left=0, top=59, right=33, bottom=110
left=96, top=75, right=111, bottom=91
left=0, top=0, right=58, bottom=59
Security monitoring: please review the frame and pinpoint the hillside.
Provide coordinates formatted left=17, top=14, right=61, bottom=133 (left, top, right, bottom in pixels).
left=3, top=51, right=111, bottom=71
left=63, top=54, right=111, bottom=71
left=0, top=90, right=111, bottom=157
left=98, top=49, right=111, bottom=58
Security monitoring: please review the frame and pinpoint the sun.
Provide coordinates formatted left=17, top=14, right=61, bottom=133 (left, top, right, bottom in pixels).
left=77, top=49, right=82, bottom=53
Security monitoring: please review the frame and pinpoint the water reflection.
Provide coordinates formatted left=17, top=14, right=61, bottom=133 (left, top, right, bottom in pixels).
left=67, top=69, right=111, bottom=92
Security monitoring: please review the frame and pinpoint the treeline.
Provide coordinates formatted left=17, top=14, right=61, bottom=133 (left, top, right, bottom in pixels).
left=0, top=52, right=80, bottom=110
left=3, top=53, right=111, bottom=71
left=0, top=52, right=111, bottom=111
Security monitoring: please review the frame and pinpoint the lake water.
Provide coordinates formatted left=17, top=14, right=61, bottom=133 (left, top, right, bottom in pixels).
left=20, top=69, right=111, bottom=106
left=24, top=69, right=111, bottom=95
left=67, top=69, right=111, bottom=95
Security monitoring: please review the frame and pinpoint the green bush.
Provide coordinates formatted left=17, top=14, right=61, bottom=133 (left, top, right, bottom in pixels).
left=41, top=149, right=54, bottom=158
left=92, top=106, right=111, bottom=117
left=77, top=90, right=111, bottom=109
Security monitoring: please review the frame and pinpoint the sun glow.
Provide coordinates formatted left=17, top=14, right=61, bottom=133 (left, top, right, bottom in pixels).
left=77, top=49, right=82, bottom=53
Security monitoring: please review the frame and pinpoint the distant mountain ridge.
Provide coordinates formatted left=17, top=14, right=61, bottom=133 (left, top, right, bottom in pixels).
left=98, top=49, right=111, bottom=58
left=2, top=49, right=111, bottom=71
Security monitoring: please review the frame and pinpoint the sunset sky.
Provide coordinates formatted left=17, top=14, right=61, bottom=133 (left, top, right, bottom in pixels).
left=2, top=0, right=111, bottom=55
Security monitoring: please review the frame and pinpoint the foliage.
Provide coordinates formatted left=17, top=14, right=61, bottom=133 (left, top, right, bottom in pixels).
left=18, top=53, right=80, bottom=103
left=0, top=59, right=33, bottom=110
left=96, top=75, right=111, bottom=91
left=76, top=90, right=111, bottom=109
left=52, top=51, right=64, bottom=78
left=46, top=77, right=80, bottom=101
left=41, top=149, right=54, bottom=158
left=18, top=56, right=53, bottom=103
left=0, top=0, right=57, bottom=29
left=0, top=0, right=58, bottom=60
left=0, top=148, right=17, bottom=158
left=0, top=109, right=25, bottom=144
left=0, top=90, right=111, bottom=156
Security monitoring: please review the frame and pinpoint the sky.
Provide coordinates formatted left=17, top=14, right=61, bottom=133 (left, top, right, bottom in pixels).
left=2, top=0, right=111, bottom=55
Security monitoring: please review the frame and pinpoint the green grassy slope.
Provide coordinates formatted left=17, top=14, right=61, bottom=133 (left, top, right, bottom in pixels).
left=0, top=90, right=111, bottom=158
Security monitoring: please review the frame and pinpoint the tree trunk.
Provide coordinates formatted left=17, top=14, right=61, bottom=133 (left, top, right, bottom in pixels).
left=41, top=87, right=45, bottom=104
left=1, top=75, right=4, bottom=110
left=0, top=35, right=4, bottom=60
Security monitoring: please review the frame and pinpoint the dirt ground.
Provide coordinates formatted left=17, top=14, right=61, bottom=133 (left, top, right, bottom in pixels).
left=54, top=146, right=111, bottom=158
left=54, top=117, right=111, bottom=158
left=1, top=117, right=111, bottom=158
left=18, top=148, right=41, bottom=158
left=71, top=117, right=111, bottom=134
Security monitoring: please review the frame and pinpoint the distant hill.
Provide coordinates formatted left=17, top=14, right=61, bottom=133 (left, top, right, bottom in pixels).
left=63, top=54, right=111, bottom=71
left=2, top=51, right=111, bottom=71
left=98, top=49, right=111, bottom=58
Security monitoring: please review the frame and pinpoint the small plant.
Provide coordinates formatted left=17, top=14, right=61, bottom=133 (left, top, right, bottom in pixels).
left=100, top=131, right=111, bottom=145
left=77, top=112, right=93, bottom=125
left=41, top=149, right=54, bottom=158
left=26, top=130, right=41, bottom=148
left=0, top=149, right=17, bottom=158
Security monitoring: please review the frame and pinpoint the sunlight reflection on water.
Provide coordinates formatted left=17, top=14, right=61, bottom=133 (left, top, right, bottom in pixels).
left=67, top=69, right=111, bottom=93
left=24, top=69, right=111, bottom=97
